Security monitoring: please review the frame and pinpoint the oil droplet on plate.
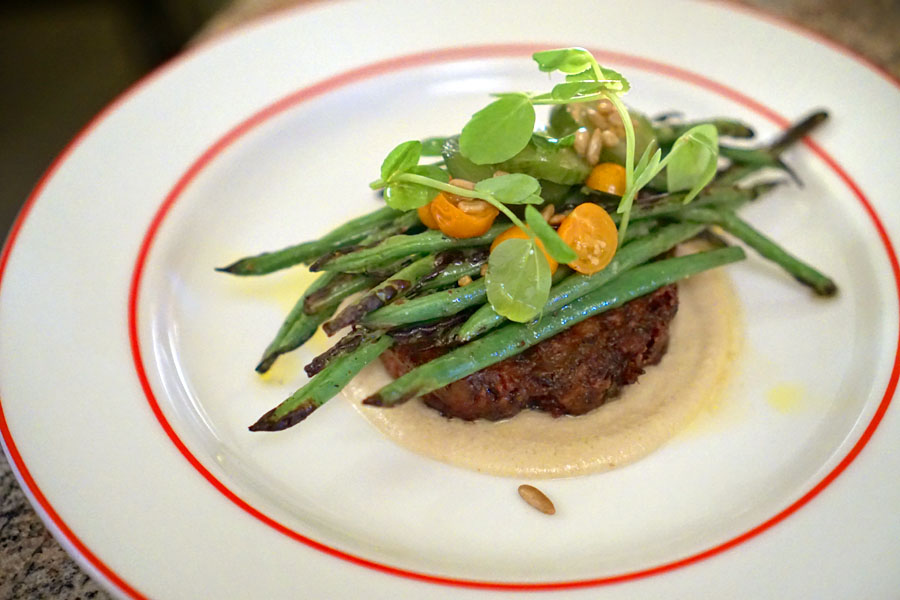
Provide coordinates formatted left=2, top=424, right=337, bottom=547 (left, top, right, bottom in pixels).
left=766, top=382, right=805, bottom=414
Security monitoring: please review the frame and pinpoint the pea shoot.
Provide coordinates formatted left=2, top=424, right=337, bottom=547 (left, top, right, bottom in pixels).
left=368, top=47, right=721, bottom=323
left=369, top=140, right=576, bottom=321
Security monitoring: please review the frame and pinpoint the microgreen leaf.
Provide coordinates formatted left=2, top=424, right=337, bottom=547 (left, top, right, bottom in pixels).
left=632, top=146, right=662, bottom=194
left=380, top=140, right=421, bottom=182
left=383, top=182, right=433, bottom=210
left=485, top=237, right=552, bottom=322
left=532, top=48, right=593, bottom=75
left=383, top=165, right=448, bottom=210
left=524, top=205, right=577, bottom=263
left=491, top=92, right=531, bottom=99
left=474, top=173, right=542, bottom=204
left=459, top=93, right=535, bottom=165
left=616, top=144, right=660, bottom=231
left=550, top=81, right=606, bottom=101
left=420, top=137, right=448, bottom=157
left=666, top=124, right=719, bottom=203
left=409, top=164, right=450, bottom=183
left=527, top=92, right=557, bottom=103
left=597, top=67, right=630, bottom=93
left=532, top=48, right=630, bottom=94
left=565, top=68, right=595, bottom=82
left=633, top=138, right=658, bottom=176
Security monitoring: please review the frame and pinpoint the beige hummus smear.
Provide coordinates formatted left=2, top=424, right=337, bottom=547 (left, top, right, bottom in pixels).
left=346, top=266, right=742, bottom=478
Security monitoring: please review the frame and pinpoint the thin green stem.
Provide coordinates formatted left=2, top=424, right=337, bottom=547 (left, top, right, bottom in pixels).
left=604, top=92, right=635, bottom=190
left=395, top=173, right=481, bottom=199
left=605, top=91, right=637, bottom=245
left=587, top=55, right=606, bottom=84
left=395, top=172, right=531, bottom=237
left=614, top=120, right=672, bottom=246
left=616, top=206, right=633, bottom=249
left=479, top=195, right=527, bottom=232
left=531, top=92, right=609, bottom=105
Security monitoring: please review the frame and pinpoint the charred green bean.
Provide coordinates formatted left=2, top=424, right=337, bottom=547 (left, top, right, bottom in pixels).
left=457, top=222, right=705, bottom=341
left=681, top=207, right=837, bottom=296
left=323, top=254, right=436, bottom=335
left=312, top=223, right=507, bottom=273
left=218, top=206, right=404, bottom=275
left=365, top=247, right=746, bottom=408
left=256, top=272, right=374, bottom=373
left=250, top=335, right=393, bottom=431
left=655, top=118, right=755, bottom=146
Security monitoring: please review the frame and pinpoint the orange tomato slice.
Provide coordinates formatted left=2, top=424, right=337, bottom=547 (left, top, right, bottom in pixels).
left=585, top=162, right=627, bottom=196
left=557, top=203, right=618, bottom=274
left=490, top=226, right=558, bottom=274
left=417, top=201, right=440, bottom=229
left=430, top=192, right=499, bottom=238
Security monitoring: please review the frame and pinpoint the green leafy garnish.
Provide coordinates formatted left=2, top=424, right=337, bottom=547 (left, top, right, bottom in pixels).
left=409, top=163, right=451, bottom=183
left=549, top=81, right=606, bottom=101
left=383, top=165, right=449, bottom=210
left=370, top=48, right=720, bottom=322
left=370, top=139, right=565, bottom=321
left=524, top=205, right=578, bottom=263
left=459, top=94, right=535, bottom=165
left=458, top=47, right=634, bottom=168
left=380, top=140, right=421, bottom=181
left=420, top=137, right=448, bottom=157
left=616, top=124, right=719, bottom=241
left=457, top=46, right=640, bottom=232
left=582, top=66, right=630, bottom=93
left=473, top=174, right=542, bottom=205
left=665, top=124, right=719, bottom=203
left=533, top=48, right=595, bottom=74
left=485, top=237, right=552, bottom=322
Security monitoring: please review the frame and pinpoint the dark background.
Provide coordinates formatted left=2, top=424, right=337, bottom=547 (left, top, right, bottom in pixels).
left=0, top=0, right=228, bottom=241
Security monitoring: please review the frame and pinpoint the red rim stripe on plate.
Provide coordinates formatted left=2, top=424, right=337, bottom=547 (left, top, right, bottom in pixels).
left=0, top=29, right=205, bottom=600
left=126, top=44, right=900, bottom=591
left=0, top=16, right=896, bottom=596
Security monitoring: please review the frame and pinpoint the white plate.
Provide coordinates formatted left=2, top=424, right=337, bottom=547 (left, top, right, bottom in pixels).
left=2, top=0, right=899, bottom=597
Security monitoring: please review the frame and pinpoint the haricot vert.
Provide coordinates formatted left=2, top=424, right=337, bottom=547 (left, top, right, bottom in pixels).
left=218, top=48, right=837, bottom=431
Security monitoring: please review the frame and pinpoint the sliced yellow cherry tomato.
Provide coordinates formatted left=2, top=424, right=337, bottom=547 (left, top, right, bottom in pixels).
left=585, top=162, right=627, bottom=195
left=430, top=192, right=499, bottom=239
left=490, top=226, right=558, bottom=275
left=417, top=201, right=440, bottom=229
left=557, top=203, right=618, bottom=275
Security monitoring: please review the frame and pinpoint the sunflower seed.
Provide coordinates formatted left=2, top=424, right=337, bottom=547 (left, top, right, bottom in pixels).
left=518, top=484, right=555, bottom=515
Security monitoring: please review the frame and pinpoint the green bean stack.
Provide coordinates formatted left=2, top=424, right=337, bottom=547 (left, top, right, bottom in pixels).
left=218, top=103, right=836, bottom=433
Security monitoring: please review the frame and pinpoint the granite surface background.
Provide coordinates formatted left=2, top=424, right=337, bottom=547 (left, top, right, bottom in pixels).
left=1, top=0, right=898, bottom=598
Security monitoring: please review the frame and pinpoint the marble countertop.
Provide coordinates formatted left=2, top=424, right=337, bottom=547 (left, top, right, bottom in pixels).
left=1, top=0, right=897, bottom=597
